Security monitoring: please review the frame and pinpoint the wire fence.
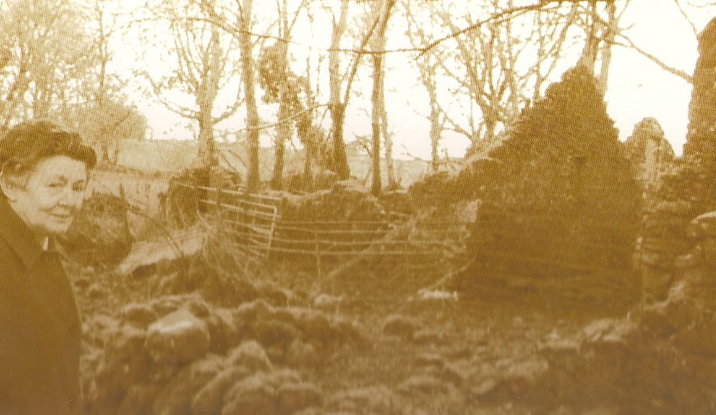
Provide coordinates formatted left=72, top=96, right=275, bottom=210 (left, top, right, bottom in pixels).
left=175, top=183, right=472, bottom=274
left=173, top=181, right=641, bottom=306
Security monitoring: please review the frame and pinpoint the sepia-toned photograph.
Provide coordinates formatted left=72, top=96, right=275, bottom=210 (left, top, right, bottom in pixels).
left=1, top=0, right=714, bottom=414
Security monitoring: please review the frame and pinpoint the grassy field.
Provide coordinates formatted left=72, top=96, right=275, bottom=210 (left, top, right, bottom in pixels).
left=114, top=139, right=438, bottom=187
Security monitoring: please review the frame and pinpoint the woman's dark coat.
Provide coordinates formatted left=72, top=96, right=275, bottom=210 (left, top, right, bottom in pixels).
left=0, top=198, right=82, bottom=415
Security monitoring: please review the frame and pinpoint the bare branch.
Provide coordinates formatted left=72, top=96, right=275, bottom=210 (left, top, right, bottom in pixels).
left=328, top=46, right=423, bottom=55
left=236, top=104, right=329, bottom=132
left=673, top=0, right=699, bottom=37
left=213, top=84, right=245, bottom=123
left=341, top=2, right=387, bottom=106
left=419, top=2, right=551, bottom=57
left=614, top=34, right=693, bottom=83
left=184, top=15, right=289, bottom=43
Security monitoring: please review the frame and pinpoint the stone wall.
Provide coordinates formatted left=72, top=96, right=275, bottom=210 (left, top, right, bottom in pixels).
left=448, top=66, right=641, bottom=303
left=640, top=18, right=716, bottom=302
left=623, top=117, right=674, bottom=195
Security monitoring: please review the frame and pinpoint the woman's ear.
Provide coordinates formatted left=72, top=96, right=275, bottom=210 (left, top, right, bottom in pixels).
left=0, top=173, right=21, bottom=203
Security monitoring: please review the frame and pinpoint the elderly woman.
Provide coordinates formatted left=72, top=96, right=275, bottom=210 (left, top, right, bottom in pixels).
left=0, top=120, right=96, bottom=415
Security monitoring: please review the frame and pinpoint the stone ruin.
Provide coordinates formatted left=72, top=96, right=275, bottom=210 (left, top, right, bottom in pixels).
left=640, top=17, right=716, bottom=303
left=418, top=65, right=642, bottom=306
left=623, top=117, right=675, bottom=195
left=458, top=17, right=716, bottom=414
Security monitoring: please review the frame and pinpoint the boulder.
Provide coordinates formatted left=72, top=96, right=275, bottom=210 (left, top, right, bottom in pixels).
left=286, top=339, right=320, bottom=368
left=92, top=325, right=152, bottom=409
left=63, top=192, right=133, bottom=264
left=277, top=382, right=323, bottom=414
left=327, top=386, right=402, bottom=414
left=227, top=340, right=273, bottom=372
left=120, top=303, right=158, bottom=329
left=205, top=308, right=241, bottom=354
left=222, top=374, right=278, bottom=415
left=299, top=312, right=332, bottom=342
left=254, top=319, right=301, bottom=348
left=382, top=315, right=421, bottom=340
left=191, top=367, right=251, bottom=415
left=145, top=308, right=211, bottom=364
left=117, top=383, right=161, bottom=415
left=152, top=355, right=224, bottom=415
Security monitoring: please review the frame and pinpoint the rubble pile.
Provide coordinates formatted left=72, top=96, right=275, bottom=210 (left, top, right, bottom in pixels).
left=457, top=211, right=716, bottom=414
left=465, top=304, right=716, bottom=413
left=279, top=180, right=388, bottom=222
left=82, top=293, right=368, bottom=415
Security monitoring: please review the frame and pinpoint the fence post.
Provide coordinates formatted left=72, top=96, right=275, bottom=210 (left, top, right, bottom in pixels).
left=314, top=228, right=322, bottom=278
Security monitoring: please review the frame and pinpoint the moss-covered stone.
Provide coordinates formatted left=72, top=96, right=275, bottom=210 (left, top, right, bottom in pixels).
left=623, top=117, right=675, bottom=193
left=453, top=66, right=640, bottom=303
left=62, top=192, right=133, bottom=265
left=640, top=18, right=716, bottom=301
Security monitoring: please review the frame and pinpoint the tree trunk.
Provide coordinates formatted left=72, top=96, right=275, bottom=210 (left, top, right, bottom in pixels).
left=296, top=117, right=314, bottom=190
left=429, top=99, right=441, bottom=172
left=597, top=2, right=617, bottom=94
left=197, top=28, right=222, bottom=170
left=328, top=0, right=351, bottom=180
left=577, top=0, right=600, bottom=73
left=370, top=53, right=384, bottom=195
left=414, top=55, right=441, bottom=172
left=380, top=60, right=395, bottom=188
left=330, top=103, right=349, bottom=180
left=238, top=0, right=261, bottom=192
left=271, top=98, right=291, bottom=190
left=371, top=58, right=382, bottom=196
left=197, top=116, right=216, bottom=169
left=303, top=153, right=313, bottom=191
left=370, top=0, right=395, bottom=195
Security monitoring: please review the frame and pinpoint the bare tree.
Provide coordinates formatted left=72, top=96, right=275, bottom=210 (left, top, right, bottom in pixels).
left=575, top=0, right=630, bottom=92
left=194, top=0, right=271, bottom=192
left=367, top=0, right=396, bottom=195
left=78, top=0, right=143, bottom=164
left=0, top=0, right=97, bottom=127
left=142, top=0, right=242, bottom=169
left=258, top=0, right=312, bottom=190
left=326, top=0, right=352, bottom=180
left=404, top=0, right=635, bottom=156
left=405, top=6, right=447, bottom=172
left=236, top=0, right=263, bottom=192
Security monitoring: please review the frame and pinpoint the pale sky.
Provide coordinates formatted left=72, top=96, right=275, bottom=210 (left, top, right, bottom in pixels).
left=605, top=0, right=710, bottom=156
left=129, top=0, right=712, bottom=159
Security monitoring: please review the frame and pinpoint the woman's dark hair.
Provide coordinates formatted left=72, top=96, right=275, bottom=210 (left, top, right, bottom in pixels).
left=0, top=119, right=97, bottom=177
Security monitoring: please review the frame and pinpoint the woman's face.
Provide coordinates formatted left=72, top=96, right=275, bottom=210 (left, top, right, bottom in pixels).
left=4, top=155, right=89, bottom=237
